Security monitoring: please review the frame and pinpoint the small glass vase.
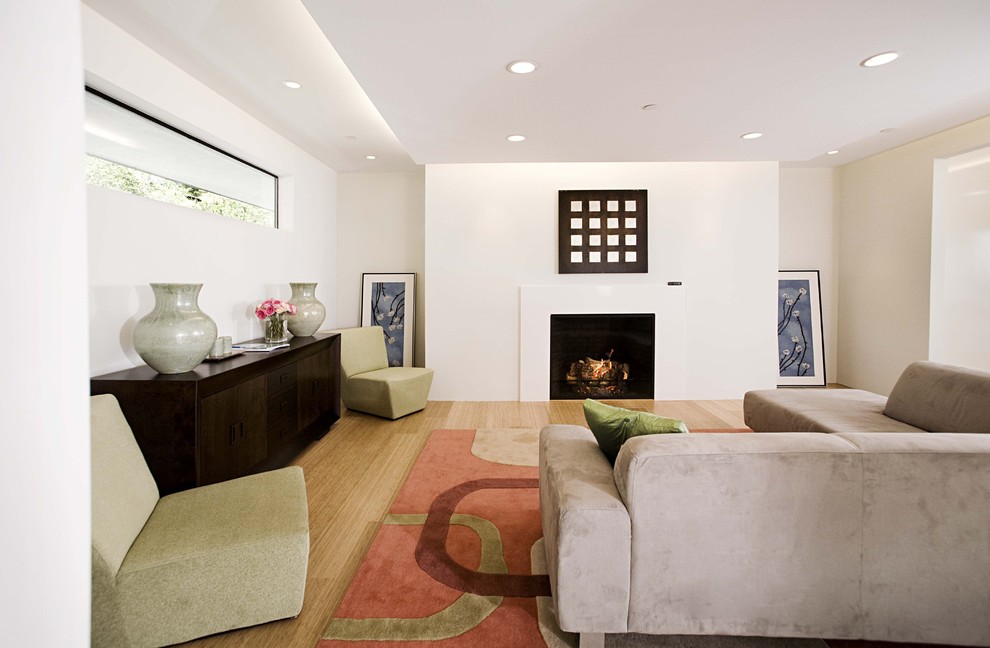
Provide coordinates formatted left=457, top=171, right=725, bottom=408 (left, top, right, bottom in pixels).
left=264, top=314, right=289, bottom=343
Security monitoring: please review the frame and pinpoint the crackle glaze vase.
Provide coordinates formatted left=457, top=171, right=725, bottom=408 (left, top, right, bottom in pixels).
left=287, top=282, right=326, bottom=337
left=133, top=283, right=218, bottom=374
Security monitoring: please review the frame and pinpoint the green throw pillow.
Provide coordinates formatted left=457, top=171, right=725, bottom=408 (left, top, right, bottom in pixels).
left=583, top=399, right=688, bottom=464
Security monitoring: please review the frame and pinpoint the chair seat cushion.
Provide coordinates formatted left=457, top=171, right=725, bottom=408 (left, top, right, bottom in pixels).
left=115, top=467, right=309, bottom=647
left=345, top=367, right=434, bottom=419
left=355, top=366, right=434, bottom=384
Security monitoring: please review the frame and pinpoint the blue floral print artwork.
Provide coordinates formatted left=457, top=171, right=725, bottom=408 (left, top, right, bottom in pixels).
left=777, top=279, right=817, bottom=378
left=370, top=281, right=405, bottom=367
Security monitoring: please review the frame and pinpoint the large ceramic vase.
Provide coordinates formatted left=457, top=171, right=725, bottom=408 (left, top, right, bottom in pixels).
left=133, top=283, right=218, bottom=374
left=287, top=282, right=326, bottom=337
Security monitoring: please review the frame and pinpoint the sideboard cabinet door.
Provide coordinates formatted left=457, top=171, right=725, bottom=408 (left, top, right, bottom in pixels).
left=298, top=347, right=334, bottom=430
left=199, top=375, right=267, bottom=485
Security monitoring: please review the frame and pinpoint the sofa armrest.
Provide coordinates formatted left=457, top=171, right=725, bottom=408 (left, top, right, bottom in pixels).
left=539, top=425, right=630, bottom=634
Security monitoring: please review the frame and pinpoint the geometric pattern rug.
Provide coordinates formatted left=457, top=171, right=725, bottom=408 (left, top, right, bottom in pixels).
left=317, top=428, right=826, bottom=648
left=317, top=428, right=563, bottom=647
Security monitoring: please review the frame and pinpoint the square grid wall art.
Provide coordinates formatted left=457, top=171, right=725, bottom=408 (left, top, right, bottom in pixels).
left=558, top=189, right=648, bottom=274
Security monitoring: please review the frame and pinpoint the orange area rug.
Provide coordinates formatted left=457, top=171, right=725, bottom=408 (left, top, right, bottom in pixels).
left=317, top=427, right=754, bottom=648
left=317, top=428, right=566, bottom=647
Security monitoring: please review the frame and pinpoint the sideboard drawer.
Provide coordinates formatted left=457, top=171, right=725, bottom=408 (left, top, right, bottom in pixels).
left=267, top=364, right=298, bottom=394
left=267, top=389, right=298, bottom=428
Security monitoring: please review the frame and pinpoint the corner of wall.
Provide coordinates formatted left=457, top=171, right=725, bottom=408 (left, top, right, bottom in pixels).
left=834, top=114, right=990, bottom=394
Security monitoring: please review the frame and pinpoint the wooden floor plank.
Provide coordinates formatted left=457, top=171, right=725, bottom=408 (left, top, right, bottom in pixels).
left=178, top=399, right=744, bottom=648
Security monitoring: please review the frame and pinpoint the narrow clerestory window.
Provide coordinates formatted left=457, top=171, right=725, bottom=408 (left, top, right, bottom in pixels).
left=84, top=86, right=278, bottom=227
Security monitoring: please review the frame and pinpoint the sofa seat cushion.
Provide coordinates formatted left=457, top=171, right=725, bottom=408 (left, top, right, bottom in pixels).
left=744, top=388, right=925, bottom=433
left=884, top=361, right=990, bottom=433
left=115, top=467, right=309, bottom=648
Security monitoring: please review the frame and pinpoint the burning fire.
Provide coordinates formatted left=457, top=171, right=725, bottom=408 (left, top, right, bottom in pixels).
left=566, top=349, right=630, bottom=395
left=586, top=350, right=628, bottom=380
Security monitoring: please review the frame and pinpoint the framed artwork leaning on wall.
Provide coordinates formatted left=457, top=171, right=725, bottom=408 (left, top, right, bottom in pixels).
left=777, top=270, right=826, bottom=387
left=361, top=273, right=415, bottom=367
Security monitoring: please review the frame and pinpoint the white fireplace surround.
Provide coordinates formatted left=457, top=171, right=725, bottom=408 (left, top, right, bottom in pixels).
left=519, top=285, right=686, bottom=401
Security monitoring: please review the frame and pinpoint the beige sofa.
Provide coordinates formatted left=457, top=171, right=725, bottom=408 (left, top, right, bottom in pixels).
left=540, top=423, right=990, bottom=646
left=744, top=361, right=990, bottom=433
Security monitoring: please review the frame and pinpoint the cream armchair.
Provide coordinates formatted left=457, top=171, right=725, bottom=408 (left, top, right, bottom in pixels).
left=333, top=326, right=433, bottom=419
left=90, top=394, right=310, bottom=648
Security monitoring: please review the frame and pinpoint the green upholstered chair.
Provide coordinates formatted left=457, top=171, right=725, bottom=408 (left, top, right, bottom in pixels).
left=334, top=326, right=434, bottom=419
left=90, top=394, right=310, bottom=648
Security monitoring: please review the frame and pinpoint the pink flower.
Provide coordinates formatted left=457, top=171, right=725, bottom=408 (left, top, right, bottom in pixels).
left=256, top=297, right=296, bottom=321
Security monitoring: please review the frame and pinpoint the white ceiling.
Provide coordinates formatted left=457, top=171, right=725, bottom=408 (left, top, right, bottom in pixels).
left=84, top=0, right=990, bottom=172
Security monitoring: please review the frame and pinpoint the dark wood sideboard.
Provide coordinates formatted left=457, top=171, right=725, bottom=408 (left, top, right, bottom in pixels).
left=91, top=332, right=340, bottom=495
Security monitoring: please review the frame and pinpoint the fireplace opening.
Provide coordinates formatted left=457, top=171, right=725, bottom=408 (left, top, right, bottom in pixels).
left=550, top=314, right=655, bottom=400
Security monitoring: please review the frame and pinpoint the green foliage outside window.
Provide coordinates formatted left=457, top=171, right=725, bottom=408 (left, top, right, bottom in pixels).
left=86, top=155, right=275, bottom=227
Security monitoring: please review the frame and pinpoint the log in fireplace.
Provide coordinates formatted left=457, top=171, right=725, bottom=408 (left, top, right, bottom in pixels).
left=549, top=314, right=655, bottom=400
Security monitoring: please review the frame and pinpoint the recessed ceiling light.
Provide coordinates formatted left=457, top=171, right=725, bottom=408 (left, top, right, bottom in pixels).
left=506, top=60, right=537, bottom=74
left=740, top=132, right=763, bottom=140
left=641, top=104, right=658, bottom=111
left=365, top=155, right=377, bottom=160
left=282, top=80, right=302, bottom=89
left=860, top=51, right=899, bottom=68
left=506, top=134, right=526, bottom=142
left=827, top=150, right=840, bottom=155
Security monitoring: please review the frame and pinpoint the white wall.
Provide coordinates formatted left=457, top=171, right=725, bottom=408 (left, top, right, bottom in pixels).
left=838, top=114, right=990, bottom=395
left=336, top=171, right=426, bottom=365
left=778, top=167, right=839, bottom=383
left=1, top=2, right=90, bottom=645
left=425, top=162, right=780, bottom=400
left=930, top=145, right=990, bottom=371
left=84, top=7, right=338, bottom=375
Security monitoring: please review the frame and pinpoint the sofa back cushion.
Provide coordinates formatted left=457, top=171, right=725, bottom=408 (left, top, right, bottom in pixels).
left=91, top=394, right=160, bottom=577
left=614, top=432, right=864, bottom=636
left=884, top=361, right=990, bottom=433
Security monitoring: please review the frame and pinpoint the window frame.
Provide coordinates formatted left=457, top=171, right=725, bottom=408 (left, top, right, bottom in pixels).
left=84, top=85, right=279, bottom=227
